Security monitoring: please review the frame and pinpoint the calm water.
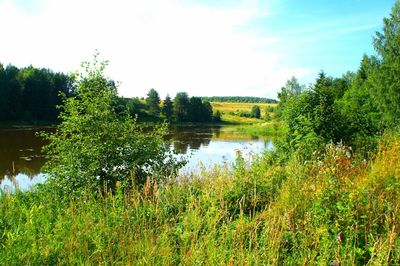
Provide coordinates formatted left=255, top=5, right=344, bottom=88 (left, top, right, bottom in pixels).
left=0, top=125, right=273, bottom=191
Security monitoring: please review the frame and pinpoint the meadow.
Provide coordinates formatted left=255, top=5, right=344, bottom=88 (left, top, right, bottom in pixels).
left=211, top=102, right=277, bottom=124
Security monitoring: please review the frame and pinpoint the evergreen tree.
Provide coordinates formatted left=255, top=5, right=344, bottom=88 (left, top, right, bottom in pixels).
left=371, top=1, right=400, bottom=126
left=173, top=92, right=190, bottom=122
left=146, top=88, right=161, bottom=116
left=189, top=97, right=203, bottom=122
left=201, top=101, right=213, bottom=122
left=338, top=55, right=380, bottom=141
left=251, top=105, right=261, bottom=119
left=162, top=94, right=173, bottom=120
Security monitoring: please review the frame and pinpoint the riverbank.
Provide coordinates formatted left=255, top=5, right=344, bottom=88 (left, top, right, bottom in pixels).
left=1, top=131, right=399, bottom=264
left=235, top=121, right=284, bottom=137
left=0, top=124, right=273, bottom=192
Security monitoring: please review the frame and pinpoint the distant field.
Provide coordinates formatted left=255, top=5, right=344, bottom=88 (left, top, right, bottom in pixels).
left=211, top=102, right=275, bottom=113
left=211, top=102, right=277, bottom=124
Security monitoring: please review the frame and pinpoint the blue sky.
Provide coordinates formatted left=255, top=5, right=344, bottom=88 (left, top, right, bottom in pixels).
left=0, top=0, right=395, bottom=98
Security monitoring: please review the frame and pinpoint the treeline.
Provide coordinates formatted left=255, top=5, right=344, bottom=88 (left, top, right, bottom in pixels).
left=0, top=64, right=72, bottom=123
left=0, top=64, right=220, bottom=124
left=277, top=1, right=400, bottom=158
left=200, top=96, right=277, bottom=103
left=143, top=89, right=220, bottom=122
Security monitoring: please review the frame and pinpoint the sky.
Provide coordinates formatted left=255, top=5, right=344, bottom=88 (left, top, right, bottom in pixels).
left=0, top=0, right=396, bottom=99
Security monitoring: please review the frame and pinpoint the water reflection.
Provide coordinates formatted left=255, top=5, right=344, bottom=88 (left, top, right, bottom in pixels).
left=168, top=125, right=213, bottom=154
left=0, top=127, right=52, bottom=179
left=167, top=125, right=272, bottom=172
left=0, top=125, right=272, bottom=190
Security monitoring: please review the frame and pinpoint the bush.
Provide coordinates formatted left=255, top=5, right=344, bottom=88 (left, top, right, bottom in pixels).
left=251, top=105, right=261, bottom=118
left=41, top=55, right=184, bottom=195
left=212, top=110, right=222, bottom=122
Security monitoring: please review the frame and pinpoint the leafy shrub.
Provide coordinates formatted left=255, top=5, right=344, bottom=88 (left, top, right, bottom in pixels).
left=212, top=110, right=222, bottom=122
left=251, top=105, right=261, bottom=119
left=41, top=55, right=184, bottom=195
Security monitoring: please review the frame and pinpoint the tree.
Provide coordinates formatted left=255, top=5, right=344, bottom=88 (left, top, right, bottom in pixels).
left=371, top=1, right=400, bottom=127
left=278, top=77, right=302, bottom=103
left=277, top=76, right=303, bottom=117
left=173, top=92, right=190, bottom=122
left=251, top=105, right=261, bottom=119
left=338, top=55, right=380, bottom=141
left=146, top=88, right=161, bottom=116
left=280, top=72, right=344, bottom=157
left=201, top=101, right=213, bottom=122
left=188, top=97, right=203, bottom=122
left=0, top=64, right=22, bottom=121
left=162, top=94, right=173, bottom=120
left=42, top=55, right=184, bottom=195
left=0, top=62, right=71, bottom=123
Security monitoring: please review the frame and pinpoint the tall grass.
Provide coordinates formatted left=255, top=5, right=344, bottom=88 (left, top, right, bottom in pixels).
left=1, top=132, right=399, bottom=265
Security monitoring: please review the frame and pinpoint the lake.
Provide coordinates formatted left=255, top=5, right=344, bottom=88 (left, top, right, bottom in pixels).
left=0, top=125, right=273, bottom=191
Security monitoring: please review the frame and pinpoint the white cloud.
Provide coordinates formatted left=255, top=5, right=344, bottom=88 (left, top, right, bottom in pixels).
left=0, top=0, right=311, bottom=98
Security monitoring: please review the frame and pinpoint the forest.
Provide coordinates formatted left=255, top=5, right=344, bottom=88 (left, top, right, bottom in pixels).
left=0, top=64, right=72, bottom=123
left=0, top=64, right=274, bottom=125
left=0, top=65, right=220, bottom=124
left=0, top=1, right=400, bottom=265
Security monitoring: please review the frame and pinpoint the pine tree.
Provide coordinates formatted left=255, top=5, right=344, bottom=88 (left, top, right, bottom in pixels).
left=372, top=1, right=400, bottom=126
left=162, top=94, right=173, bottom=120
left=146, top=88, right=161, bottom=116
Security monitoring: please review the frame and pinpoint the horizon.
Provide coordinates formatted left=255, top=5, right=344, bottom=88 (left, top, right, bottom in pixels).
left=0, top=0, right=395, bottom=99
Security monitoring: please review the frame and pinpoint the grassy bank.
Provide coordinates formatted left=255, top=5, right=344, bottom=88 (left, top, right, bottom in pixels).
left=235, top=121, right=284, bottom=137
left=1, top=132, right=399, bottom=265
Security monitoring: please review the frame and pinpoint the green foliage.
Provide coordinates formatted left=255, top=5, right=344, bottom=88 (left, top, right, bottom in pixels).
left=251, top=105, right=261, bottom=119
left=188, top=97, right=212, bottom=122
left=337, top=55, right=380, bottom=142
left=212, top=110, right=222, bottom=122
left=0, top=63, right=72, bottom=123
left=41, top=55, right=184, bottom=195
left=173, top=92, right=190, bottom=122
left=276, top=76, right=303, bottom=118
left=173, top=93, right=214, bottom=123
left=266, top=105, right=275, bottom=113
left=113, top=96, right=147, bottom=118
left=263, top=111, right=271, bottom=121
left=1, top=64, right=225, bottom=124
left=371, top=1, right=400, bottom=127
left=229, top=107, right=263, bottom=119
left=278, top=72, right=344, bottom=158
left=275, top=0, right=399, bottom=156
left=162, top=94, right=174, bottom=120
left=146, top=88, right=161, bottom=116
